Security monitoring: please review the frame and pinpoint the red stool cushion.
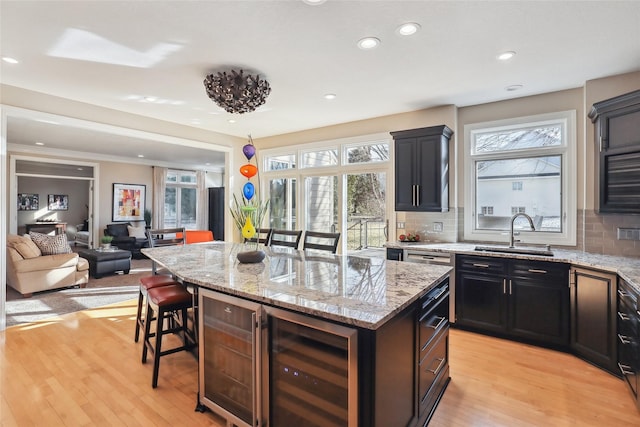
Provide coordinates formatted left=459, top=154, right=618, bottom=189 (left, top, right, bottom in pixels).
left=147, top=284, right=192, bottom=307
left=140, top=275, right=177, bottom=291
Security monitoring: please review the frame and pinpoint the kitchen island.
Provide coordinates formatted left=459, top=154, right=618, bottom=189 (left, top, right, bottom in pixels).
left=143, top=242, right=452, bottom=427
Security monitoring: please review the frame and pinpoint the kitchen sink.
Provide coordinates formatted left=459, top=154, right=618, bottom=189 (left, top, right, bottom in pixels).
left=474, top=245, right=554, bottom=257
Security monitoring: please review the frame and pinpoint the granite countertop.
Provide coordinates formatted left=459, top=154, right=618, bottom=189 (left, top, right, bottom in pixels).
left=387, top=242, right=640, bottom=293
left=142, top=242, right=451, bottom=330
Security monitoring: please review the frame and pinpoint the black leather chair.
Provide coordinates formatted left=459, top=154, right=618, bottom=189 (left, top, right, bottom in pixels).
left=104, top=223, right=148, bottom=258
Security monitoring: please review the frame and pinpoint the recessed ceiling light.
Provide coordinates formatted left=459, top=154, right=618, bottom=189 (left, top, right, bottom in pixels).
left=498, top=51, right=516, bottom=61
left=228, top=119, right=236, bottom=124
left=324, top=93, right=337, bottom=100
left=357, top=37, right=381, bottom=50
left=77, top=167, right=84, bottom=171
left=144, top=96, right=157, bottom=102
left=137, top=154, right=145, bottom=158
left=2, top=57, right=19, bottom=64
left=506, top=84, right=523, bottom=91
left=302, top=0, right=326, bottom=5
left=396, top=22, right=421, bottom=36
left=35, top=142, right=45, bottom=146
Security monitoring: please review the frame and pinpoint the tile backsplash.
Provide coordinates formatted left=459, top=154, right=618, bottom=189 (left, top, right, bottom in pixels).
left=398, top=208, right=640, bottom=258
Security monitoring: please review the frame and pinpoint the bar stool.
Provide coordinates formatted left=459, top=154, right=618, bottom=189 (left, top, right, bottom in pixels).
left=134, top=275, right=178, bottom=342
left=141, top=283, right=196, bottom=388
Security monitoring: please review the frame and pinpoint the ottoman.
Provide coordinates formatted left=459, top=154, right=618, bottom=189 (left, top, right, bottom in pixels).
left=78, top=248, right=132, bottom=278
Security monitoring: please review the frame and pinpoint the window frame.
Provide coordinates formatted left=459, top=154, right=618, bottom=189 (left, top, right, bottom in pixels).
left=463, top=110, right=577, bottom=246
left=164, top=169, right=198, bottom=229
left=260, top=133, right=392, bottom=253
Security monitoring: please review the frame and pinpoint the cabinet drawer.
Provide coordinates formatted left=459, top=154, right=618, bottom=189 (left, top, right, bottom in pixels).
left=419, top=301, right=449, bottom=353
left=418, top=328, right=448, bottom=401
left=618, top=279, right=639, bottom=307
left=456, top=255, right=506, bottom=275
left=510, top=260, right=568, bottom=282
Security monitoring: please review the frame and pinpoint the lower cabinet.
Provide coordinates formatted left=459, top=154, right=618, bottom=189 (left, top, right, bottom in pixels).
left=570, top=267, right=618, bottom=374
left=617, top=277, right=640, bottom=409
left=456, top=255, right=570, bottom=348
left=199, top=278, right=450, bottom=427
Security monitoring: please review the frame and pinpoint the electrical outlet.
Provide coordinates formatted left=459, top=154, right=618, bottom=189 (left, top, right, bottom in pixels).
left=433, top=222, right=443, bottom=232
left=397, top=221, right=405, bottom=229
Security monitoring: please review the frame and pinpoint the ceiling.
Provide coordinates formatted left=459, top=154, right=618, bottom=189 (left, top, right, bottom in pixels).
left=1, top=1, right=639, bottom=168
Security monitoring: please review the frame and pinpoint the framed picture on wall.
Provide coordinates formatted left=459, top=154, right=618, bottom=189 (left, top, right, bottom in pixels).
left=18, top=193, right=39, bottom=211
left=113, top=183, right=145, bottom=222
left=48, top=194, right=69, bottom=211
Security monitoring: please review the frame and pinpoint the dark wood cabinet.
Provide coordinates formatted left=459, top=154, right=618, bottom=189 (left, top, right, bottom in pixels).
left=617, top=277, right=639, bottom=409
left=386, top=247, right=404, bottom=261
left=570, top=267, right=618, bottom=374
left=456, top=255, right=570, bottom=348
left=391, top=125, right=452, bottom=212
left=588, top=89, right=640, bottom=213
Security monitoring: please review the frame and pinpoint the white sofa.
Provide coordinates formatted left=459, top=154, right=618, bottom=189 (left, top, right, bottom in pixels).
left=6, top=234, right=89, bottom=297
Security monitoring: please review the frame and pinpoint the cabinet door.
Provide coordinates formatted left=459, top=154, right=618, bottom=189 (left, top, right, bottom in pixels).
left=570, top=268, right=618, bottom=374
left=508, top=277, right=569, bottom=346
left=416, top=134, right=448, bottom=212
left=394, top=137, right=418, bottom=211
left=455, top=271, right=507, bottom=333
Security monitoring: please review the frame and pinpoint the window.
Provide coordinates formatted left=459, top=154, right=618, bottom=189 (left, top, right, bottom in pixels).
left=261, top=135, right=391, bottom=253
left=164, top=170, right=197, bottom=229
left=481, top=206, right=494, bottom=215
left=464, top=111, right=576, bottom=246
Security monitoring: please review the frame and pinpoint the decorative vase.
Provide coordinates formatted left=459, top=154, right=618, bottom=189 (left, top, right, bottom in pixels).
left=100, top=243, right=111, bottom=250
left=237, top=249, right=266, bottom=264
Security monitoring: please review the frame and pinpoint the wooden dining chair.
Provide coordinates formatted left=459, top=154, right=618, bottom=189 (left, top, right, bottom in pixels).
left=245, top=228, right=273, bottom=246
left=302, top=231, right=341, bottom=254
left=269, top=229, right=303, bottom=249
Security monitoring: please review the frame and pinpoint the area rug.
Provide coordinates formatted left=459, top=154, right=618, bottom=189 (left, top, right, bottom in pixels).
left=5, top=258, right=153, bottom=327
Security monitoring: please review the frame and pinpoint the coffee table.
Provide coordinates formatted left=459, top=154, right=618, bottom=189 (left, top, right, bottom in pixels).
left=78, top=248, right=132, bottom=278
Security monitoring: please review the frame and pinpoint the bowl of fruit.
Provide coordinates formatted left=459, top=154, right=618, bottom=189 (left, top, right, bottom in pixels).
left=399, top=233, right=420, bottom=242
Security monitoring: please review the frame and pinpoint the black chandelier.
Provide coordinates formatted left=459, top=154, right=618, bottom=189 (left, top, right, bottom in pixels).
left=203, top=69, right=271, bottom=114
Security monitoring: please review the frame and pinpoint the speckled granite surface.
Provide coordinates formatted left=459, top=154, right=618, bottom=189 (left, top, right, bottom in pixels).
left=142, top=243, right=451, bottom=330
left=387, top=242, right=640, bottom=293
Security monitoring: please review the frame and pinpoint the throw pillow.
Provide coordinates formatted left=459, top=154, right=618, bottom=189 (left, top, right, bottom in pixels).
left=29, top=232, right=73, bottom=255
left=127, top=225, right=147, bottom=239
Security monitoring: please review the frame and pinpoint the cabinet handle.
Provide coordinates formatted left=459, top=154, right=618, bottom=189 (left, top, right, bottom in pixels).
left=527, top=269, right=547, bottom=274
left=503, top=279, right=507, bottom=294
left=426, top=316, right=446, bottom=330
left=599, top=136, right=603, bottom=152
left=509, top=279, right=512, bottom=295
left=618, top=363, right=635, bottom=376
left=427, top=357, right=446, bottom=376
left=618, top=334, right=632, bottom=345
left=473, top=263, right=490, bottom=268
left=618, top=289, right=630, bottom=298
left=413, top=185, right=418, bottom=206
left=618, top=312, right=631, bottom=321
left=416, top=184, right=420, bottom=206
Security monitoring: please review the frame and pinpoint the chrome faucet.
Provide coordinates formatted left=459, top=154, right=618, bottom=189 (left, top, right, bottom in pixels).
left=509, top=213, right=535, bottom=248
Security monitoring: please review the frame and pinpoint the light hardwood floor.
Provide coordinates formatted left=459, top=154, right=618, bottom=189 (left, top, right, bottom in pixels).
left=1, top=299, right=639, bottom=426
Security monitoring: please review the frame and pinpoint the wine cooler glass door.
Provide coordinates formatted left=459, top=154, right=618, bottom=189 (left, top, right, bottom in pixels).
left=199, top=289, right=261, bottom=427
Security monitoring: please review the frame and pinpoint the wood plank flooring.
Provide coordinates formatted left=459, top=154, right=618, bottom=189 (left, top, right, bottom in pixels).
left=1, top=300, right=639, bottom=426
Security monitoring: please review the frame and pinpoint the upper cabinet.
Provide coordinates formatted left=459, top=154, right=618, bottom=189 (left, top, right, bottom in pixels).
left=588, top=90, right=640, bottom=213
left=391, top=125, right=453, bottom=212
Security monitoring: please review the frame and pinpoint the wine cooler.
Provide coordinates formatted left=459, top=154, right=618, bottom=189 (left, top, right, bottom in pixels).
left=263, top=306, right=358, bottom=427
left=199, top=289, right=262, bottom=427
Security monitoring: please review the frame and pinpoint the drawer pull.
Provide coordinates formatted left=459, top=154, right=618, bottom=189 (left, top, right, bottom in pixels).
left=527, top=269, right=548, bottom=274
left=618, top=334, right=632, bottom=345
left=472, top=263, right=490, bottom=268
left=618, top=363, right=636, bottom=376
left=618, top=289, right=630, bottom=298
left=618, top=312, right=631, bottom=321
left=426, top=316, right=446, bottom=330
left=426, top=357, right=446, bottom=376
